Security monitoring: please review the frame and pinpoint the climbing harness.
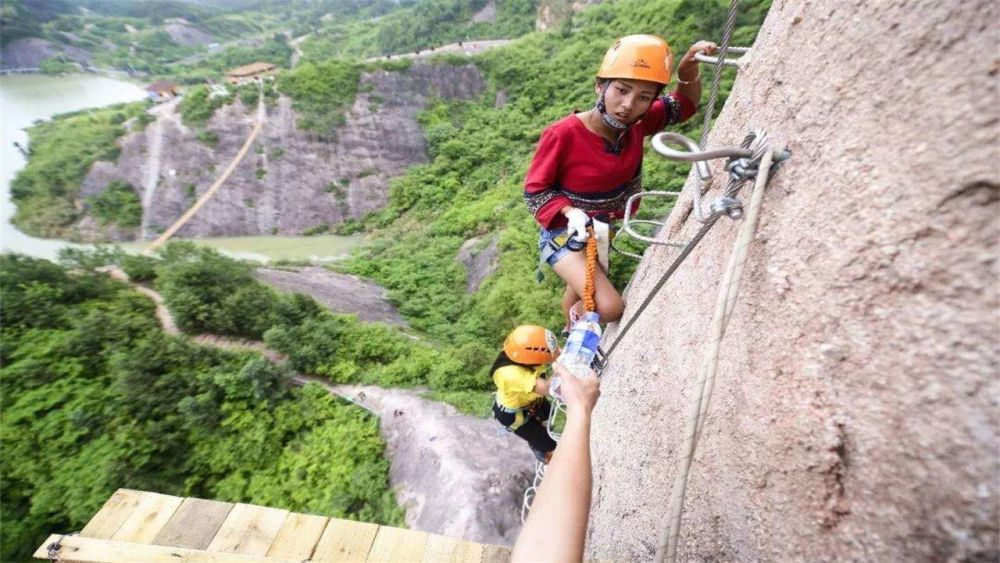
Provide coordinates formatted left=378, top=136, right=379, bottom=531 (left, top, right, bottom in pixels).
left=496, top=396, right=543, bottom=432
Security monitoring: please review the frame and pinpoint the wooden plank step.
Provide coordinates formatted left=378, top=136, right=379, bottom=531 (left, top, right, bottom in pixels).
left=153, top=497, right=234, bottom=549
left=423, top=533, right=485, bottom=563
left=32, top=534, right=301, bottom=562
left=481, top=544, right=512, bottom=563
left=266, top=512, right=329, bottom=559
left=367, top=526, right=429, bottom=562
left=206, top=503, right=289, bottom=556
left=79, top=489, right=145, bottom=539
left=110, top=491, right=184, bottom=544
left=312, top=518, right=379, bottom=562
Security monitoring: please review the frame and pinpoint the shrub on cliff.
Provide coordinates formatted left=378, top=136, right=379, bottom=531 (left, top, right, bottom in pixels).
left=87, top=180, right=142, bottom=229
left=178, top=84, right=230, bottom=126
left=9, top=102, right=146, bottom=238
left=278, top=59, right=360, bottom=135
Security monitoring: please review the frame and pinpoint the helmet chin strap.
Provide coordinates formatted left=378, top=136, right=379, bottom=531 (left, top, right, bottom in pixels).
left=596, top=82, right=629, bottom=131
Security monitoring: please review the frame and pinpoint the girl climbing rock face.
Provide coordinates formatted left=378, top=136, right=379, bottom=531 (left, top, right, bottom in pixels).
left=525, top=35, right=718, bottom=329
left=491, top=325, right=560, bottom=463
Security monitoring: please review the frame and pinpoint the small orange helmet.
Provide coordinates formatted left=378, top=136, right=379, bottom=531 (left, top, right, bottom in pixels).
left=596, top=34, right=673, bottom=86
left=504, top=325, right=559, bottom=365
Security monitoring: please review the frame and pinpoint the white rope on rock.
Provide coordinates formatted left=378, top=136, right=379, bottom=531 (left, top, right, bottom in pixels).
left=655, top=147, right=776, bottom=563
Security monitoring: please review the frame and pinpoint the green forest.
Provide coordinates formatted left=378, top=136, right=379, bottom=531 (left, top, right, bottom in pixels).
left=0, top=251, right=403, bottom=561
left=2, top=0, right=771, bottom=557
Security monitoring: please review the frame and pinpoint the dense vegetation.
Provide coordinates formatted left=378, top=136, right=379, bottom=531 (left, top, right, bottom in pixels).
left=86, top=180, right=142, bottom=229
left=9, top=102, right=147, bottom=238
left=115, top=243, right=494, bottom=403
left=0, top=251, right=403, bottom=561
left=300, top=0, right=537, bottom=60
left=277, top=59, right=361, bottom=134
left=339, top=0, right=772, bottom=348
left=2, top=0, right=420, bottom=78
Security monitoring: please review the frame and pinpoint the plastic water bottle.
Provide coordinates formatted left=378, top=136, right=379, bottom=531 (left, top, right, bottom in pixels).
left=550, top=312, right=601, bottom=400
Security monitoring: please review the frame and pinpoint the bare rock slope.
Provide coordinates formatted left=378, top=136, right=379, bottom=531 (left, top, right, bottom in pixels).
left=303, top=379, right=535, bottom=547
left=254, top=266, right=407, bottom=327
left=586, top=1, right=998, bottom=561
left=82, top=62, right=486, bottom=239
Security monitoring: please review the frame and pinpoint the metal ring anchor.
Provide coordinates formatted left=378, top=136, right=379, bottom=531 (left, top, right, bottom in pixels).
left=694, top=46, right=750, bottom=68
left=617, top=191, right=689, bottom=258
left=651, top=132, right=757, bottom=222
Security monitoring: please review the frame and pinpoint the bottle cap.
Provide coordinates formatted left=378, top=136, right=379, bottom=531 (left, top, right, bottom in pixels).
left=584, top=312, right=600, bottom=323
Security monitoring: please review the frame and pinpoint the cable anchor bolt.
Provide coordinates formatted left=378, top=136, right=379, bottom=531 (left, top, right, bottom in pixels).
left=711, top=197, right=743, bottom=220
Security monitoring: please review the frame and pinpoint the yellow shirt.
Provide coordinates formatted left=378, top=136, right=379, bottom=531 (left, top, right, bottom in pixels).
left=493, top=364, right=546, bottom=409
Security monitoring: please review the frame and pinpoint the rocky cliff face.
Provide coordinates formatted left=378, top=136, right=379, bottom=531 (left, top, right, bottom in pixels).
left=535, top=0, right=602, bottom=31
left=586, top=1, right=998, bottom=561
left=80, top=61, right=486, bottom=239
left=1, top=37, right=92, bottom=69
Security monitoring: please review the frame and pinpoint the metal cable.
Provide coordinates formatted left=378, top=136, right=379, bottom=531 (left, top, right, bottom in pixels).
left=603, top=131, right=763, bottom=360
left=699, top=0, right=741, bottom=148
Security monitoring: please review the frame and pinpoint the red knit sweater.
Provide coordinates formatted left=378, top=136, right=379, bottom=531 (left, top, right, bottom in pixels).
left=524, top=92, right=695, bottom=229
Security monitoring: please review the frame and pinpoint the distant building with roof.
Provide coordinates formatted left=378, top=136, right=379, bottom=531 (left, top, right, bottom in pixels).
left=146, top=80, right=179, bottom=102
left=226, top=62, right=277, bottom=85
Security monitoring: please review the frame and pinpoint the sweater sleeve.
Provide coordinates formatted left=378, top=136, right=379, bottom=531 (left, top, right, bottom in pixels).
left=524, top=127, right=572, bottom=229
left=638, top=91, right=698, bottom=137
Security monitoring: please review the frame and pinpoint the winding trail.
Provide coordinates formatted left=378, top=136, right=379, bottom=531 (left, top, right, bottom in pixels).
left=362, top=39, right=512, bottom=64
left=103, top=266, right=533, bottom=545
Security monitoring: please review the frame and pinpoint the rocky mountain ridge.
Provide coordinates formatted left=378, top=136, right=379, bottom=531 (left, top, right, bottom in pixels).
left=79, top=61, right=487, bottom=240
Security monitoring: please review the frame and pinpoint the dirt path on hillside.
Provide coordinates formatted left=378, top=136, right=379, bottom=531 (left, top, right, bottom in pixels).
left=104, top=266, right=533, bottom=545
left=363, top=39, right=512, bottom=63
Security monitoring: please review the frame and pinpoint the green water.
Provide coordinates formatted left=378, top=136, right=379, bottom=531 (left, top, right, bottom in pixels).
left=121, top=234, right=362, bottom=263
left=1, top=73, right=361, bottom=264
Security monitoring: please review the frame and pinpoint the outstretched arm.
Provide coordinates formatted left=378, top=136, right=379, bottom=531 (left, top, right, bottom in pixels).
left=675, top=40, right=718, bottom=107
left=512, top=364, right=601, bottom=563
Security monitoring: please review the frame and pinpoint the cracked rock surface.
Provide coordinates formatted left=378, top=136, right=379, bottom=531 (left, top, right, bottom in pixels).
left=586, top=1, right=998, bottom=561
left=304, top=380, right=535, bottom=547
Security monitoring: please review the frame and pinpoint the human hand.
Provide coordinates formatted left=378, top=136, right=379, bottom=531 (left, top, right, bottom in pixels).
left=552, top=363, right=600, bottom=414
left=680, top=40, right=718, bottom=71
left=564, top=208, right=590, bottom=243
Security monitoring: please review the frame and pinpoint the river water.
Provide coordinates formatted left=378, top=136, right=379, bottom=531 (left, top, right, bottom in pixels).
left=1, top=73, right=360, bottom=263
left=1, top=73, right=147, bottom=260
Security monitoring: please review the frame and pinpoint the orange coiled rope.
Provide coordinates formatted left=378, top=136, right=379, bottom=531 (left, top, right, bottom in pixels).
left=582, top=226, right=598, bottom=314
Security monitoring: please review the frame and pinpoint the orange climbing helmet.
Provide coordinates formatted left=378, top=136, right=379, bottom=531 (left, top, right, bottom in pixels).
left=596, top=34, right=673, bottom=86
left=504, top=325, right=559, bottom=365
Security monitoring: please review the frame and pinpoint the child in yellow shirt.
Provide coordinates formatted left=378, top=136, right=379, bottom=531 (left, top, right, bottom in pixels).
left=492, top=325, right=560, bottom=463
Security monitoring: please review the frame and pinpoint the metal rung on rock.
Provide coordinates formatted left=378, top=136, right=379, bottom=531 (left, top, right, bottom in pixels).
left=694, top=46, right=750, bottom=67
left=615, top=191, right=689, bottom=259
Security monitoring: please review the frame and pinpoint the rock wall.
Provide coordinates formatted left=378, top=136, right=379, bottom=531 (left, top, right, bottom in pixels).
left=0, top=37, right=92, bottom=69
left=587, top=1, right=998, bottom=561
left=81, top=61, right=486, bottom=239
left=535, top=0, right=602, bottom=31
